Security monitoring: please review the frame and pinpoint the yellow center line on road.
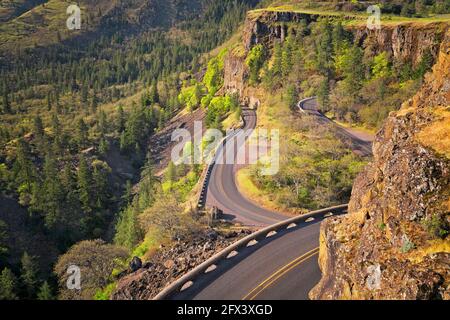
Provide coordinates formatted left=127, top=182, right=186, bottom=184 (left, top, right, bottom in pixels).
left=242, top=247, right=320, bottom=301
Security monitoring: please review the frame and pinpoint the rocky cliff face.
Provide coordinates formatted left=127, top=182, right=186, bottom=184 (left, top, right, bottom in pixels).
left=310, top=29, right=450, bottom=300
left=224, top=10, right=448, bottom=100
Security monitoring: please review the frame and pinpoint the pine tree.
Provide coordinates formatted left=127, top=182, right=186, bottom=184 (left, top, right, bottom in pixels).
left=332, top=21, right=347, bottom=55
left=138, top=158, right=156, bottom=210
left=273, top=42, right=283, bottom=76
left=77, top=155, right=92, bottom=213
left=316, top=20, right=334, bottom=77
left=43, top=153, right=64, bottom=228
left=286, top=85, right=298, bottom=111
left=165, top=161, right=176, bottom=188
left=415, top=49, right=434, bottom=79
left=150, top=80, right=159, bottom=104
left=14, top=139, right=35, bottom=193
left=33, top=115, right=44, bottom=138
left=20, top=252, right=38, bottom=299
left=2, top=90, right=11, bottom=114
left=122, top=180, right=133, bottom=206
left=0, top=268, right=17, bottom=300
left=46, top=93, right=52, bottom=111
left=91, top=92, right=98, bottom=114
left=116, top=105, right=126, bottom=133
left=119, top=130, right=127, bottom=153
left=99, top=138, right=109, bottom=156
left=75, top=118, right=89, bottom=149
left=0, top=220, right=8, bottom=266
left=98, top=110, right=108, bottom=136
left=317, top=78, right=330, bottom=112
left=37, top=281, right=54, bottom=300
left=281, top=49, right=292, bottom=77
left=92, top=160, right=110, bottom=209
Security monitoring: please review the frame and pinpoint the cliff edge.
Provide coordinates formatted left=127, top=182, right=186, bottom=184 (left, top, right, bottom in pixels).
left=310, top=29, right=450, bottom=300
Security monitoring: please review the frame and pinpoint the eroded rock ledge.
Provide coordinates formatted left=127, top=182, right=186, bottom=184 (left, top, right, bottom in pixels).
left=310, top=29, right=450, bottom=300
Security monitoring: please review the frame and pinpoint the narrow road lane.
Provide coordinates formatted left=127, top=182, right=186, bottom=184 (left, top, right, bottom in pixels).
left=206, top=108, right=286, bottom=227
left=299, top=97, right=374, bottom=157
left=168, top=102, right=349, bottom=300
left=172, top=208, right=347, bottom=300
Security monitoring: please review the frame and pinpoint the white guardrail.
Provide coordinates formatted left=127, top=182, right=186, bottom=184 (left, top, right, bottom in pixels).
left=196, top=110, right=248, bottom=210
left=170, top=103, right=347, bottom=300
left=153, top=204, right=348, bottom=300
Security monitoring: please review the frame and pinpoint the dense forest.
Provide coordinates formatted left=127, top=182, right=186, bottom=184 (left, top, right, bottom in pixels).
left=0, top=0, right=262, bottom=300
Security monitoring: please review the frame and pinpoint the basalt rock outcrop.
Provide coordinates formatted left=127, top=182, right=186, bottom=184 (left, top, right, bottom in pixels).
left=310, top=29, right=450, bottom=300
left=111, top=229, right=250, bottom=300
left=224, top=10, right=449, bottom=99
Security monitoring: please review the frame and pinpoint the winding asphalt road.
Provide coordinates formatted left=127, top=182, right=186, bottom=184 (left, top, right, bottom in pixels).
left=299, top=97, right=374, bottom=157
left=171, top=99, right=372, bottom=300
left=205, top=108, right=285, bottom=227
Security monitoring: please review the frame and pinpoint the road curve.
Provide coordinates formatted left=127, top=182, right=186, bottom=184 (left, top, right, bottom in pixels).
left=168, top=105, right=349, bottom=300
left=205, top=108, right=286, bottom=227
left=299, top=97, right=374, bottom=157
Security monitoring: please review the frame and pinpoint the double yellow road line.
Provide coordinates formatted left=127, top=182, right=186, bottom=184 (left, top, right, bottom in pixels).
left=242, top=247, right=319, bottom=300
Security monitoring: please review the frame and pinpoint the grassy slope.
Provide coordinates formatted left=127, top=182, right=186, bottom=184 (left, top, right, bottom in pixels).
left=249, top=3, right=450, bottom=26
left=0, top=0, right=194, bottom=51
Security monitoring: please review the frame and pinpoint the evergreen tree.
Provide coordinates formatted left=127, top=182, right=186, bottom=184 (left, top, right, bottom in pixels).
left=2, top=87, right=11, bottom=114
left=43, top=153, right=64, bottom=228
left=281, top=49, right=292, bottom=77
left=20, top=252, right=38, bottom=299
left=99, top=138, right=109, bottom=156
left=92, top=160, right=111, bottom=209
left=116, top=105, right=126, bottom=133
left=316, top=20, right=334, bottom=77
left=37, top=281, right=54, bottom=300
left=138, top=158, right=156, bottom=210
left=150, top=80, right=159, bottom=104
left=273, top=42, right=283, bottom=76
left=75, top=118, right=89, bottom=149
left=13, top=139, right=35, bottom=193
left=46, top=93, right=52, bottom=111
left=0, top=268, right=17, bottom=300
left=0, top=220, right=8, bottom=266
left=165, top=161, right=177, bottom=188
left=98, top=110, right=108, bottom=136
left=332, top=21, right=347, bottom=55
left=77, top=155, right=92, bottom=213
left=33, top=115, right=45, bottom=138
left=317, top=78, right=331, bottom=112
left=91, top=93, right=98, bottom=114
left=415, top=49, right=434, bottom=79
left=286, top=85, right=298, bottom=111
left=122, top=180, right=133, bottom=206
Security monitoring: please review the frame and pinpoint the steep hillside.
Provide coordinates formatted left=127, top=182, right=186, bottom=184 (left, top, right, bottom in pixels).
left=0, top=0, right=46, bottom=23
left=0, top=0, right=262, bottom=300
left=0, top=0, right=203, bottom=51
left=310, top=28, right=450, bottom=300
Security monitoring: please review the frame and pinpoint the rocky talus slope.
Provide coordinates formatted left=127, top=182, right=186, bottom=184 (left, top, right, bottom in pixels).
left=111, top=229, right=250, bottom=300
left=310, top=29, right=450, bottom=300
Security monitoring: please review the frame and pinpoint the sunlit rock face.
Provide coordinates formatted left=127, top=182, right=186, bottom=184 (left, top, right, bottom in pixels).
left=310, top=29, right=450, bottom=300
